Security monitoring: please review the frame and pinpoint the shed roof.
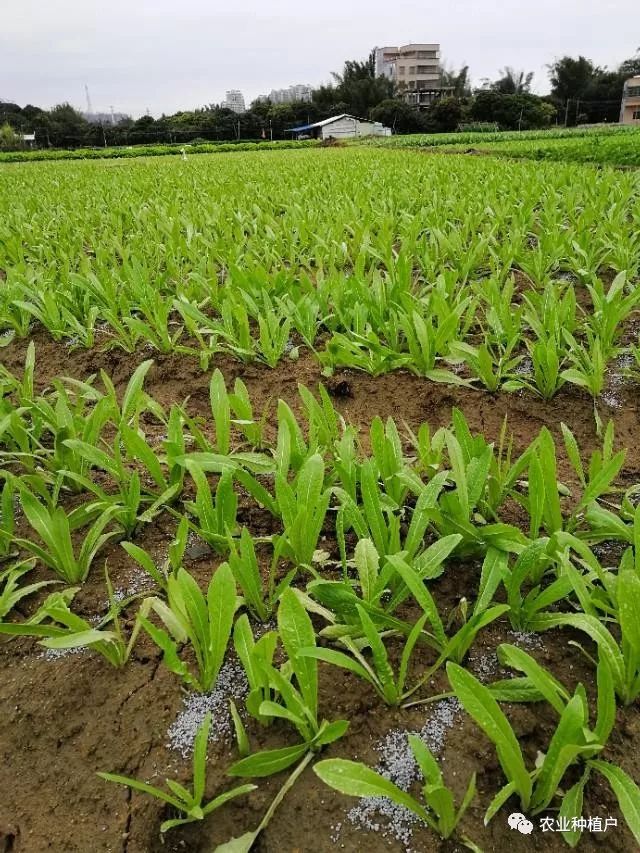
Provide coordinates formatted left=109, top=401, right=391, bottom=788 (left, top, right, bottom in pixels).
left=288, top=113, right=362, bottom=133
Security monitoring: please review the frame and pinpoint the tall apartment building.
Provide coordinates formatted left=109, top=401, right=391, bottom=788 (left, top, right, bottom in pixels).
left=258, top=84, right=313, bottom=104
left=224, top=90, right=246, bottom=114
left=374, top=44, right=443, bottom=106
left=620, top=76, right=640, bottom=125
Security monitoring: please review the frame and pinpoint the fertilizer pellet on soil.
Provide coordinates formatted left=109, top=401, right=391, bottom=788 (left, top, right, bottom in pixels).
left=166, top=660, right=248, bottom=757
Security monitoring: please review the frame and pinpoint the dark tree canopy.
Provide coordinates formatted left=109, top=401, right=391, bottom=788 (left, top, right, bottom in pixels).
left=485, top=67, right=534, bottom=95
left=548, top=50, right=640, bottom=123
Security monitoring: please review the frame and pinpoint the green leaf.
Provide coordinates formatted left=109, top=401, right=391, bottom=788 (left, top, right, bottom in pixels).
left=313, top=719, right=350, bottom=747
left=447, top=662, right=532, bottom=808
left=594, top=657, right=616, bottom=746
left=97, top=772, right=182, bottom=809
left=356, top=605, right=396, bottom=705
left=204, top=562, right=237, bottom=690
left=496, top=644, right=569, bottom=715
left=354, top=538, right=378, bottom=603
left=617, top=570, right=640, bottom=654
left=590, top=760, right=640, bottom=845
left=278, top=588, right=318, bottom=720
left=313, top=759, right=428, bottom=822
left=228, top=744, right=309, bottom=778
left=297, top=646, right=375, bottom=685
left=558, top=771, right=589, bottom=848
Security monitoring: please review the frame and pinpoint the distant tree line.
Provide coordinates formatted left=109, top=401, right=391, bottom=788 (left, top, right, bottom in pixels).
left=1, top=49, right=638, bottom=150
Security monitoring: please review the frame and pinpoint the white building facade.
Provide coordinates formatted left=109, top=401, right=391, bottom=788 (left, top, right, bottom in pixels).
left=263, top=84, right=313, bottom=104
left=224, top=90, right=246, bottom=114
left=374, top=44, right=443, bottom=105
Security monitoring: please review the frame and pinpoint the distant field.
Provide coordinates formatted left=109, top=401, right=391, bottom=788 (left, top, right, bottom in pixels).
left=0, top=137, right=317, bottom=163
left=353, top=124, right=640, bottom=166
left=448, top=128, right=640, bottom=166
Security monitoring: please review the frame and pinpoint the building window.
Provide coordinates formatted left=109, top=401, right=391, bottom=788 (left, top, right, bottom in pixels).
left=417, top=50, right=438, bottom=59
left=398, top=66, right=405, bottom=75
left=626, top=86, right=640, bottom=96
left=633, top=110, right=640, bottom=120
left=408, top=66, right=415, bottom=74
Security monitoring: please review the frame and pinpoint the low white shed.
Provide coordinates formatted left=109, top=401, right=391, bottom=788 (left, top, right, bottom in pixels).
left=290, top=114, right=391, bottom=140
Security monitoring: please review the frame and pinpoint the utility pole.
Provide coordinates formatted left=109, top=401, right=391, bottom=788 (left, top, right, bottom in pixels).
left=575, top=98, right=581, bottom=125
left=84, top=84, right=93, bottom=116
left=564, top=99, right=570, bottom=127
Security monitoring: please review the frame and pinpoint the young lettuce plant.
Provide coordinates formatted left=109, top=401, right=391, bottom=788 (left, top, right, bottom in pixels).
left=228, top=527, right=296, bottom=622
left=140, top=563, right=238, bottom=692
left=274, top=453, right=331, bottom=569
left=183, top=464, right=238, bottom=552
left=492, top=645, right=640, bottom=847
left=228, top=589, right=349, bottom=778
left=303, top=535, right=459, bottom=642
left=121, top=515, right=189, bottom=592
left=0, top=558, right=54, bottom=619
left=503, top=538, right=573, bottom=631
left=433, top=430, right=527, bottom=556
left=514, top=335, right=566, bottom=400
left=7, top=489, right=119, bottom=584
left=0, top=573, right=146, bottom=667
left=531, top=567, right=640, bottom=706
left=228, top=377, right=268, bottom=449
left=300, top=603, right=430, bottom=707
left=447, top=660, right=607, bottom=822
left=298, top=383, right=343, bottom=456
left=61, top=433, right=181, bottom=537
left=522, top=422, right=623, bottom=538
left=233, top=613, right=279, bottom=726
left=334, top=464, right=449, bottom=568
left=302, top=546, right=508, bottom=707
left=561, top=330, right=609, bottom=431
left=99, top=712, right=255, bottom=833
left=314, top=734, right=478, bottom=847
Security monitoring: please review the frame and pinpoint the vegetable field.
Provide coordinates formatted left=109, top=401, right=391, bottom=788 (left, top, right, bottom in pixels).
left=1, top=147, right=640, bottom=852
left=357, top=125, right=640, bottom=167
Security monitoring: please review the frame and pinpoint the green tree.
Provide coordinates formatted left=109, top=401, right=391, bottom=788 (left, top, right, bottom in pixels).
left=485, top=67, right=534, bottom=94
left=426, top=96, right=467, bottom=132
left=440, top=64, right=472, bottom=97
left=0, top=122, right=20, bottom=151
left=548, top=56, right=599, bottom=104
left=370, top=99, right=426, bottom=133
left=319, top=50, right=395, bottom=117
left=470, top=92, right=555, bottom=129
left=47, top=103, right=89, bottom=147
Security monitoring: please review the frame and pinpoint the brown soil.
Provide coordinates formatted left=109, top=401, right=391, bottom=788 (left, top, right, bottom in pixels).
left=1, top=335, right=639, bottom=853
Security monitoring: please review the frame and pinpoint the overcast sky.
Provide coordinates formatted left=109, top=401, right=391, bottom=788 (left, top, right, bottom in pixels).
left=2, top=0, right=638, bottom=117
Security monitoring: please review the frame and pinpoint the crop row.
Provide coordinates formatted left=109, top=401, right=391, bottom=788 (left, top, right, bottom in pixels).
left=1, top=151, right=639, bottom=427
left=1, top=350, right=640, bottom=847
left=352, top=124, right=640, bottom=161
left=352, top=124, right=640, bottom=148
left=449, top=131, right=640, bottom=168
left=0, top=138, right=318, bottom=164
